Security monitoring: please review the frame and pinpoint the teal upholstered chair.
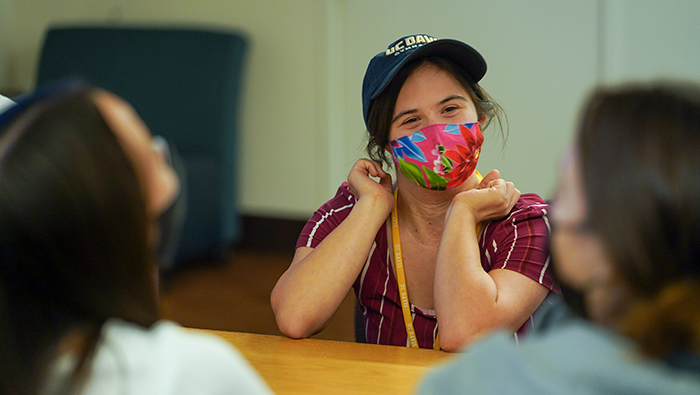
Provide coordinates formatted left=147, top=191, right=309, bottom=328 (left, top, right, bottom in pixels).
left=36, top=26, right=248, bottom=272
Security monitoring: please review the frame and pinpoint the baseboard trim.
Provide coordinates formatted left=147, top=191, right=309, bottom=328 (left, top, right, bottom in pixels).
left=235, top=214, right=307, bottom=255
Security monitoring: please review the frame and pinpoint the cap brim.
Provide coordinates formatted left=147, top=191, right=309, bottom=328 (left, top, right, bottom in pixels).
left=370, top=39, right=487, bottom=101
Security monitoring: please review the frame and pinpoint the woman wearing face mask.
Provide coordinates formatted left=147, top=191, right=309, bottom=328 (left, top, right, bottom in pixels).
left=271, top=35, right=557, bottom=351
left=0, top=81, right=273, bottom=395
left=417, top=83, right=700, bottom=393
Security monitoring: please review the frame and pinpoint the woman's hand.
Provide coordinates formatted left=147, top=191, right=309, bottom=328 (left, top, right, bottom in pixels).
left=271, top=159, right=394, bottom=339
left=436, top=170, right=549, bottom=351
left=347, top=159, right=394, bottom=214
left=450, top=169, right=520, bottom=224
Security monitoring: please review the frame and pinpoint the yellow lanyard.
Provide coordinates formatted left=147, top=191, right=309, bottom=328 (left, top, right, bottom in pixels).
left=390, top=172, right=482, bottom=350
left=391, top=188, right=421, bottom=349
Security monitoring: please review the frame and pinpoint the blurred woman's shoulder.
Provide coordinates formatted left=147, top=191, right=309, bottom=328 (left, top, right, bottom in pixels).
left=81, top=319, right=273, bottom=395
left=418, top=317, right=700, bottom=395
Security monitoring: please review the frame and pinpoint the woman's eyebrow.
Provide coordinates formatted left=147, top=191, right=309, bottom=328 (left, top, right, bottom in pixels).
left=438, top=95, right=468, bottom=106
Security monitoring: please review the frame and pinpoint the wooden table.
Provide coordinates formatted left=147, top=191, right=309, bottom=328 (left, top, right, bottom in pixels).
left=194, top=329, right=454, bottom=395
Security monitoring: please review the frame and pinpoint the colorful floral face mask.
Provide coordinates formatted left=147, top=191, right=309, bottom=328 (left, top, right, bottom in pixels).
left=389, top=123, right=483, bottom=190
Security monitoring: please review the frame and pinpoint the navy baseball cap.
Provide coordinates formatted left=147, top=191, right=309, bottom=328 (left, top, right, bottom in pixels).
left=361, top=34, right=487, bottom=129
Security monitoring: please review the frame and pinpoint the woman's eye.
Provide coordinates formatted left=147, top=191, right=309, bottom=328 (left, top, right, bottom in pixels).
left=443, top=106, right=458, bottom=113
left=401, top=117, right=418, bottom=125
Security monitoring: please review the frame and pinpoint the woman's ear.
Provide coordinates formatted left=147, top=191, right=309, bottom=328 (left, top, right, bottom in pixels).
left=479, top=112, right=488, bottom=125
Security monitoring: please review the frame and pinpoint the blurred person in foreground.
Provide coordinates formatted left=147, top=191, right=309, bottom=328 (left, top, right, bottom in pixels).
left=418, top=82, right=700, bottom=393
left=0, top=81, right=273, bottom=395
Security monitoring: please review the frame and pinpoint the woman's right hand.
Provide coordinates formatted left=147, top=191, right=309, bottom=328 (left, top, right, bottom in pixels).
left=271, top=159, right=394, bottom=339
left=347, top=158, right=394, bottom=214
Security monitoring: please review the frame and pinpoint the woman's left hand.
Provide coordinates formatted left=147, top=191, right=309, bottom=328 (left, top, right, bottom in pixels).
left=449, top=169, right=520, bottom=224
left=436, top=170, right=548, bottom=352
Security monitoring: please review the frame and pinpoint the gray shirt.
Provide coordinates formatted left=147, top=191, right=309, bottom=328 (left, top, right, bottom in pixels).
left=418, top=299, right=700, bottom=395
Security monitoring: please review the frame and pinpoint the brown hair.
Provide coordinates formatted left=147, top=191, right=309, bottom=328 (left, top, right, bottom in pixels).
left=365, top=56, right=506, bottom=167
left=577, top=82, right=700, bottom=358
left=0, top=83, right=157, bottom=394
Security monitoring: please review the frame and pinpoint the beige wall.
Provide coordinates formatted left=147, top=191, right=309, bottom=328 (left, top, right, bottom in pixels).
left=0, top=0, right=9, bottom=85
left=2, top=1, right=699, bottom=219
left=1, top=0, right=342, bottom=219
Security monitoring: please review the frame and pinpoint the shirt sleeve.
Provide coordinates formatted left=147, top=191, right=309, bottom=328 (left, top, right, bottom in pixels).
left=296, top=182, right=357, bottom=249
left=480, top=193, right=558, bottom=292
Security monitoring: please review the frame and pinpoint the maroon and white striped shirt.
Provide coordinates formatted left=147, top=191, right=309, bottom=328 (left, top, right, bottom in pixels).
left=297, top=182, right=557, bottom=349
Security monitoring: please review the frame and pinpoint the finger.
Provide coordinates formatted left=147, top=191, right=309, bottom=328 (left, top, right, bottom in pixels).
left=487, top=178, right=506, bottom=191
left=357, top=159, right=380, bottom=178
left=478, top=169, right=500, bottom=189
left=502, top=180, right=513, bottom=193
left=366, top=164, right=379, bottom=178
left=350, top=158, right=374, bottom=177
left=379, top=172, right=393, bottom=191
left=504, top=183, right=519, bottom=207
left=373, top=161, right=387, bottom=178
left=369, top=161, right=387, bottom=178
